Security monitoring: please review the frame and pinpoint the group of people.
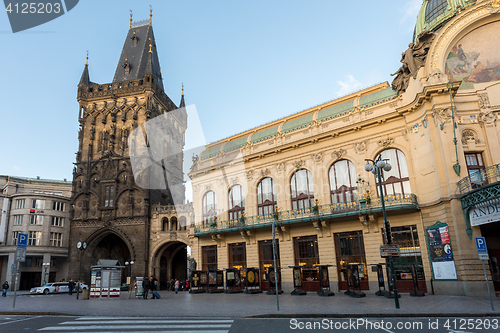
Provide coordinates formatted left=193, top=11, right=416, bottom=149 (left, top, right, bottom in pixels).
left=166, top=279, right=189, bottom=293
left=141, top=276, right=159, bottom=299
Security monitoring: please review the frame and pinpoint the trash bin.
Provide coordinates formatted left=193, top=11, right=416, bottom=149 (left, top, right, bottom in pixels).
left=81, top=288, right=89, bottom=300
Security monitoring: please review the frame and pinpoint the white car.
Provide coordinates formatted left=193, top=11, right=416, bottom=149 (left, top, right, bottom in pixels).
left=30, top=282, right=88, bottom=295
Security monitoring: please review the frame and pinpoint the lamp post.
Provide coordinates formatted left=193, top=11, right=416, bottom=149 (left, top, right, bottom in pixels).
left=76, top=239, right=87, bottom=300
left=365, top=157, right=400, bottom=309
left=125, top=260, right=134, bottom=299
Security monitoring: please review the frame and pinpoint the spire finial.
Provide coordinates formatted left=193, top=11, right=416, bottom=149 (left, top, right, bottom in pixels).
left=129, top=10, right=133, bottom=28
left=85, top=50, right=88, bottom=65
left=148, top=38, right=152, bottom=53
left=149, top=5, right=152, bottom=24
left=182, top=83, right=184, bottom=96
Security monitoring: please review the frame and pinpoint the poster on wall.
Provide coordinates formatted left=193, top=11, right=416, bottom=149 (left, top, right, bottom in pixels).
left=426, top=222, right=458, bottom=280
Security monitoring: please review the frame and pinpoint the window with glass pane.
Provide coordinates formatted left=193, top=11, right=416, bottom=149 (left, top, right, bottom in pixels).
left=104, top=185, right=114, bottom=207
left=257, top=177, right=277, bottom=216
left=30, top=215, right=43, bottom=225
left=51, top=216, right=64, bottom=227
left=425, top=0, right=447, bottom=23
left=334, top=230, right=368, bottom=285
left=50, top=232, right=63, bottom=247
left=53, top=201, right=65, bottom=211
left=13, top=215, right=23, bottom=225
left=290, top=169, right=315, bottom=210
left=229, top=243, right=247, bottom=277
left=329, top=160, right=358, bottom=204
left=32, top=199, right=45, bottom=209
left=228, top=185, right=245, bottom=220
left=389, top=225, right=425, bottom=282
left=293, top=235, right=319, bottom=281
left=202, top=245, right=217, bottom=271
left=12, top=231, right=19, bottom=245
left=28, top=231, right=41, bottom=246
left=465, top=152, right=485, bottom=188
left=203, top=191, right=217, bottom=224
left=16, top=199, right=25, bottom=209
left=259, top=240, right=280, bottom=282
left=375, top=149, right=411, bottom=196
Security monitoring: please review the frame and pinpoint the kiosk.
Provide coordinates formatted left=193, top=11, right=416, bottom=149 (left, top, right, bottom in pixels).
left=244, top=267, right=262, bottom=294
left=90, top=260, right=124, bottom=299
left=225, top=268, right=243, bottom=293
left=317, top=265, right=334, bottom=297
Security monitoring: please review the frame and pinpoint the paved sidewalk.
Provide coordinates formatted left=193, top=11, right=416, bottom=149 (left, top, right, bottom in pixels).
left=1, top=291, right=499, bottom=317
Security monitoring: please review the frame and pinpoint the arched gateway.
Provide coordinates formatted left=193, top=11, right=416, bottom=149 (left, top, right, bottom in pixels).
left=151, top=241, right=188, bottom=289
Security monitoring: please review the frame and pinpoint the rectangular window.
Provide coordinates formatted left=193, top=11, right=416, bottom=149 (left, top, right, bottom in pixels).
left=36, top=258, right=43, bottom=267
left=30, top=215, right=43, bottom=225
left=32, top=199, right=45, bottom=209
left=104, top=185, right=114, bottom=207
left=51, top=216, right=64, bottom=227
left=24, top=257, right=32, bottom=267
left=390, top=225, right=426, bottom=287
left=202, top=245, right=217, bottom=271
left=465, top=152, right=486, bottom=188
left=293, top=235, right=319, bottom=281
left=228, top=243, right=247, bottom=277
left=50, top=232, right=63, bottom=247
left=259, top=240, right=280, bottom=282
left=13, top=215, right=23, bottom=225
left=16, top=199, right=25, bottom=209
left=28, top=231, right=41, bottom=246
left=12, top=231, right=19, bottom=245
left=52, top=201, right=65, bottom=211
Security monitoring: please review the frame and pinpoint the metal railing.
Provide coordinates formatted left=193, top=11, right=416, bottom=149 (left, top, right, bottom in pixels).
left=457, top=164, right=500, bottom=195
left=194, top=193, right=418, bottom=235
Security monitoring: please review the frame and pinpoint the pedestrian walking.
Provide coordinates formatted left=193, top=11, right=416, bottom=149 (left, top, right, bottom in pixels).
left=174, top=279, right=180, bottom=294
left=68, top=279, right=74, bottom=296
left=2, top=281, right=8, bottom=297
left=142, top=277, right=150, bottom=299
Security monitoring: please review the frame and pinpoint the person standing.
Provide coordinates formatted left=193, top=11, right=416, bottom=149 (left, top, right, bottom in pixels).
left=150, top=276, right=158, bottom=299
left=174, top=279, right=179, bottom=294
left=68, top=279, right=74, bottom=296
left=142, top=277, right=150, bottom=299
left=2, top=281, right=9, bottom=297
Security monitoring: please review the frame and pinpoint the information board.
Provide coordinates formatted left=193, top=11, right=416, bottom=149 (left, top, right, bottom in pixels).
left=426, top=222, right=457, bottom=280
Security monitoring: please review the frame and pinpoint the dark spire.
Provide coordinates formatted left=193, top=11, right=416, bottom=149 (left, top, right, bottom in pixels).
left=79, top=52, right=90, bottom=86
left=113, top=23, right=163, bottom=89
left=179, top=83, right=185, bottom=108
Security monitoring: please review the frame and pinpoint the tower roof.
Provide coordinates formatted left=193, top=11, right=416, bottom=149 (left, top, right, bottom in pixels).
left=179, top=84, right=185, bottom=108
left=112, top=23, right=163, bottom=89
left=79, top=63, right=91, bottom=86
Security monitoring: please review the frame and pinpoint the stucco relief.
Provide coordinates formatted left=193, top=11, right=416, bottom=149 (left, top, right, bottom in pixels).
left=478, top=93, right=491, bottom=109
left=354, top=140, right=368, bottom=153
left=479, top=109, right=497, bottom=125
left=246, top=170, right=253, bottom=180
left=378, top=138, right=394, bottom=148
left=461, top=129, right=480, bottom=144
left=312, top=152, right=323, bottom=163
left=292, top=160, right=304, bottom=169
left=331, top=149, right=346, bottom=161
left=276, top=162, right=286, bottom=172
left=432, top=108, right=452, bottom=124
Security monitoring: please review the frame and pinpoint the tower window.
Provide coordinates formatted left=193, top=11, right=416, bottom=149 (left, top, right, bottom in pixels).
left=104, top=185, right=114, bottom=207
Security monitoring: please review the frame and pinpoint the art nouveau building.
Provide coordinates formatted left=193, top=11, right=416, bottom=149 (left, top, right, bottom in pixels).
left=188, top=0, right=500, bottom=296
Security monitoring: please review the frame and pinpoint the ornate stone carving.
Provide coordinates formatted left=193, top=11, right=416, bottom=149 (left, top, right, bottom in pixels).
left=276, top=162, right=286, bottom=172
left=230, top=177, right=239, bottom=185
left=331, top=149, right=346, bottom=161
left=479, top=110, right=496, bottom=125
left=428, top=68, right=447, bottom=85
left=432, top=108, right=451, bottom=124
left=478, top=93, right=491, bottom=109
left=204, top=184, right=212, bottom=191
left=246, top=170, right=253, bottom=180
left=292, top=160, right=304, bottom=169
left=354, top=140, right=368, bottom=153
left=461, top=129, right=479, bottom=144
left=217, top=178, right=225, bottom=187
left=312, top=152, right=323, bottom=163
left=378, top=138, right=394, bottom=148
left=260, top=168, right=271, bottom=177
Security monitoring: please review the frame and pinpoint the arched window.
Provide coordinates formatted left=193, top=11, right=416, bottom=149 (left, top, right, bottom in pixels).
left=257, top=177, right=277, bottom=216
left=179, top=216, right=187, bottom=230
left=170, top=216, right=178, bottom=231
left=329, top=160, right=358, bottom=204
left=202, top=191, right=217, bottom=224
left=290, top=169, right=315, bottom=210
left=228, top=185, right=245, bottom=220
left=162, top=217, right=168, bottom=231
left=376, top=149, right=411, bottom=196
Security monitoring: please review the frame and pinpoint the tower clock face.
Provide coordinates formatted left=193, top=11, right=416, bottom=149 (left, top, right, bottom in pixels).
left=77, top=241, right=82, bottom=249
left=82, top=242, right=87, bottom=250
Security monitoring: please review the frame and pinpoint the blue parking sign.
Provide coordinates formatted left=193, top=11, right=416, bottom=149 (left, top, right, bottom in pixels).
left=17, top=233, right=28, bottom=248
left=475, top=237, right=488, bottom=253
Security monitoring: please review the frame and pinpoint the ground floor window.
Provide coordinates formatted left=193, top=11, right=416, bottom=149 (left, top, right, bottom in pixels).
left=293, top=235, right=319, bottom=282
left=202, top=245, right=217, bottom=271
left=334, top=230, right=368, bottom=290
left=259, top=240, right=280, bottom=283
left=228, top=243, right=247, bottom=278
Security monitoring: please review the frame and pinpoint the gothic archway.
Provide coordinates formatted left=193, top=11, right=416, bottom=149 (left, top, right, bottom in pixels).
left=152, top=241, right=188, bottom=290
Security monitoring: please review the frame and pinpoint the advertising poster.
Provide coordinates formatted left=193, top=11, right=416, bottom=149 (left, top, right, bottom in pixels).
left=426, top=223, right=457, bottom=280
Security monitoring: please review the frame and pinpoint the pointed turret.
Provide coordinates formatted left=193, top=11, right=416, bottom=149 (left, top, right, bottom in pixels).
left=113, top=22, right=163, bottom=89
left=179, top=84, right=185, bottom=108
left=79, top=53, right=91, bottom=86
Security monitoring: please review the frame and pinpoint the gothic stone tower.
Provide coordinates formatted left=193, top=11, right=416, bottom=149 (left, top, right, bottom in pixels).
left=68, top=19, right=186, bottom=282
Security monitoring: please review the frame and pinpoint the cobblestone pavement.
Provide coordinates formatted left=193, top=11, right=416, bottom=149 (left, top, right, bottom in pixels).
left=1, top=291, right=499, bottom=317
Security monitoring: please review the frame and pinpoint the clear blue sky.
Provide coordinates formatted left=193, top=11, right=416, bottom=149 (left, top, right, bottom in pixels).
left=0, top=0, right=422, bottom=182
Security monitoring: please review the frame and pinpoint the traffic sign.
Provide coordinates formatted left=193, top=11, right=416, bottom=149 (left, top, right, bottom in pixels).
left=15, top=247, right=26, bottom=262
left=479, top=253, right=490, bottom=260
left=475, top=237, right=488, bottom=253
left=380, top=244, right=400, bottom=257
left=17, top=233, right=28, bottom=248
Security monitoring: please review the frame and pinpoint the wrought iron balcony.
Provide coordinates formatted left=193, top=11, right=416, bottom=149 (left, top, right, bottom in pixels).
left=193, top=193, right=418, bottom=236
left=457, top=164, right=500, bottom=195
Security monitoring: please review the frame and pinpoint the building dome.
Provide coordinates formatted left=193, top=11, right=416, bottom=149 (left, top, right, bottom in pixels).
left=413, top=0, right=476, bottom=43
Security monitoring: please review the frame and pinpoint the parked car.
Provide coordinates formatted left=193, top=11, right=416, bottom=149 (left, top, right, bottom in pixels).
left=30, top=282, right=88, bottom=295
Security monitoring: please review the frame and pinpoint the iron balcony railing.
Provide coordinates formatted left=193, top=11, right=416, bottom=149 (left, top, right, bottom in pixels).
left=193, top=193, right=418, bottom=236
left=457, top=164, right=500, bottom=195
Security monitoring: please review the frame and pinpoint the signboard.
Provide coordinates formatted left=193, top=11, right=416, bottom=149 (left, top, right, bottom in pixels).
left=478, top=253, right=490, bottom=260
left=426, top=222, right=457, bottom=280
left=17, top=233, right=28, bottom=248
left=15, top=247, right=26, bottom=262
left=475, top=237, right=488, bottom=253
left=380, top=244, right=400, bottom=257
left=469, top=201, right=500, bottom=227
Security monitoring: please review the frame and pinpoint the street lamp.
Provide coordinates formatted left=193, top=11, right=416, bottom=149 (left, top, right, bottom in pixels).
left=125, top=260, right=134, bottom=299
left=365, top=157, right=400, bottom=309
left=76, top=239, right=87, bottom=300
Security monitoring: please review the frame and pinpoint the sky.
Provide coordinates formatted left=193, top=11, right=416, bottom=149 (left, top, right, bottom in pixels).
left=0, top=0, right=423, bottom=190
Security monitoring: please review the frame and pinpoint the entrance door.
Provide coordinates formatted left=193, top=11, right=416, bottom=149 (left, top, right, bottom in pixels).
left=480, top=222, right=500, bottom=294
left=334, top=231, right=369, bottom=290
